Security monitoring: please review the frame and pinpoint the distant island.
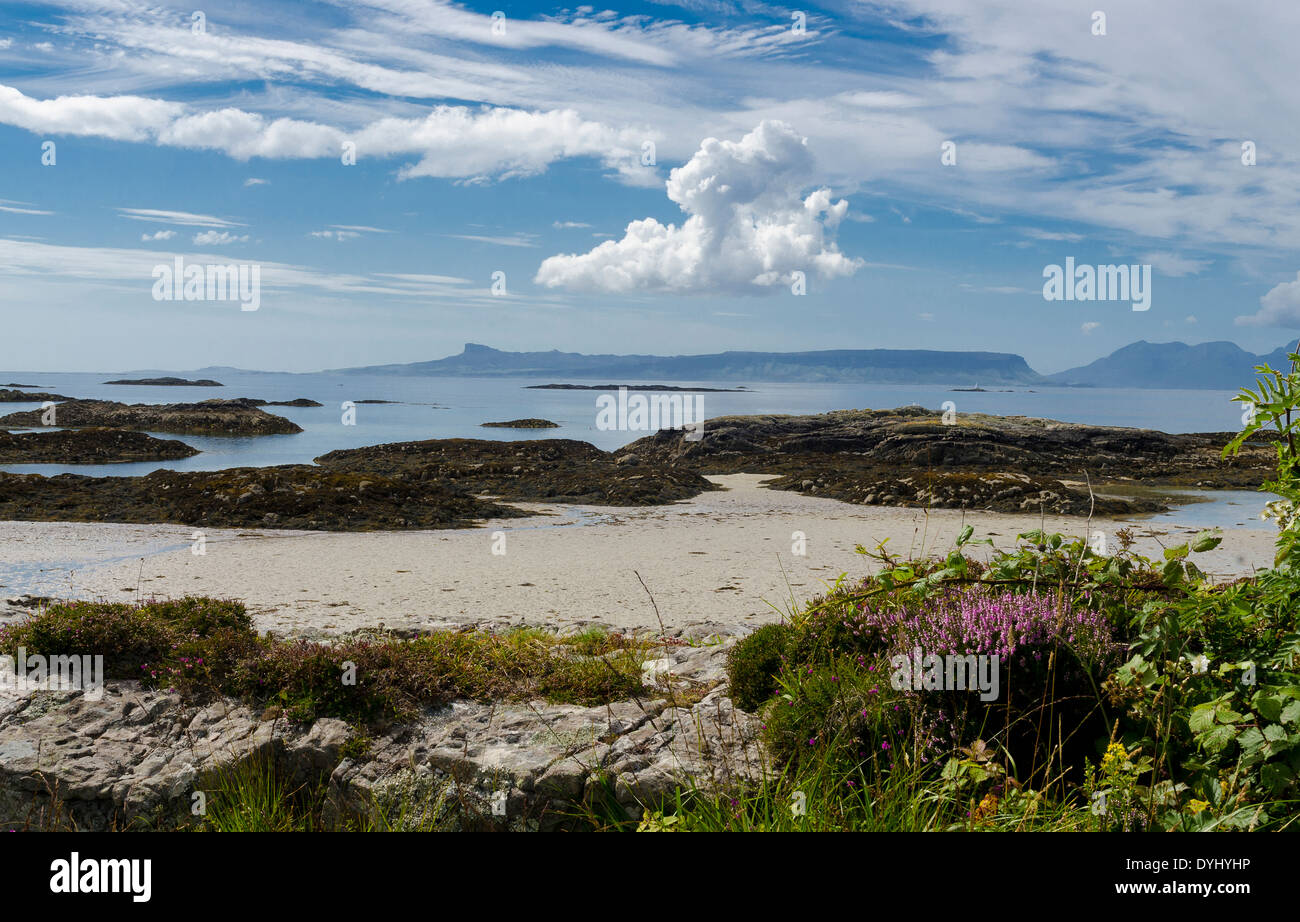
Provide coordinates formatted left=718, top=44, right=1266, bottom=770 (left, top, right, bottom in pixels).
left=1047, top=340, right=1298, bottom=389
left=481, top=418, right=560, bottom=429
left=326, top=340, right=1299, bottom=389
left=105, top=377, right=223, bottom=387
left=333, top=343, right=1044, bottom=385
left=526, top=383, right=748, bottom=392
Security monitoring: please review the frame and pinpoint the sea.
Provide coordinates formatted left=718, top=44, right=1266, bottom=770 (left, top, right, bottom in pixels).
left=0, top=371, right=1275, bottom=530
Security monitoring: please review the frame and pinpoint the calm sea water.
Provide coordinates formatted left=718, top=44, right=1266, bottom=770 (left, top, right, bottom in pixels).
left=0, top=371, right=1272, bottom=529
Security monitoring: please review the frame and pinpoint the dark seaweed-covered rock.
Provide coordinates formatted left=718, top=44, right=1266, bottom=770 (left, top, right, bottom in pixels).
left=480, top=418, right=559, bottom=429
left=0, top=428, right=199, bottom=463
left=0, top=389, right=69, bottom=402
left=264, top=398, right=323, bottom=407
left=213, top=397, right=323, bottom=408
left=0, top=399, right=302, bottom=436
left=616, top=407, right=1274, bottom=515
left=316, top=437, right=715, bottom=506
left=0, top=466, right=520, bottom=530
left=103, top=377, right=223, bottom=387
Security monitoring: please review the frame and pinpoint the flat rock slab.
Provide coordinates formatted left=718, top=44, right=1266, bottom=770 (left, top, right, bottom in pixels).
left=0, top=642, right=760, bottom=830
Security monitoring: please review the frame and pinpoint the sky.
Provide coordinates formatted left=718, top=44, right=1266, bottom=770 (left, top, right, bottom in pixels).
left=2, top=0, right=1300, bottom=374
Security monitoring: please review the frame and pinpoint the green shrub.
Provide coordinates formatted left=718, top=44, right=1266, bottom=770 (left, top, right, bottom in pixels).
left=0, top=600, right=176, bottom=679
left=726, top=623, right=792, bottom=711
left=762, top=654, right=910, bottom=775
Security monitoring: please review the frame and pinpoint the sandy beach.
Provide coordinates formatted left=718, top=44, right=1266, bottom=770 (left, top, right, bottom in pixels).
left=0, top=474, right=1276, bottom=638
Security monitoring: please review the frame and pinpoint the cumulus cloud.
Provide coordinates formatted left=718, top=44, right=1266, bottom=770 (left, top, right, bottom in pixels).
left=140, top=230, right=176, bottom=241
left=0, top=85, right=182, bottom=141
left=193, top=231, right=250, bottom=245
left=1237, top=273, right=1300, bottom=328
left=534, top=121, right=862, bottom=295
left=1081, top=321, right=1100, bottom=335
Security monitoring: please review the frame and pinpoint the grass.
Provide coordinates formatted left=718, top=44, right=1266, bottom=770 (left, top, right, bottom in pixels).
left=0, top=597, right=655, bottom=726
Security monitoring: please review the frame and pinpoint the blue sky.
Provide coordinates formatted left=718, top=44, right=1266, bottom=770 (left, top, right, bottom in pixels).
left=2, top=0, right=1300, bottom=373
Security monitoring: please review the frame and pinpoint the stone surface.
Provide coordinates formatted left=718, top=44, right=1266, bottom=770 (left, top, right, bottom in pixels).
left=0, top=640, right=761, bottom=831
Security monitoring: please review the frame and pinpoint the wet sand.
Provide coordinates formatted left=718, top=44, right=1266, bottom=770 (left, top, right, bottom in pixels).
left=0, top=474, right=1275, bottom=637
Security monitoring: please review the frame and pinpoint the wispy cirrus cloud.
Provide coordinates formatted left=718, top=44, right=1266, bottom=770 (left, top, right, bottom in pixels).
left=118, top=208, right=245, bottom=228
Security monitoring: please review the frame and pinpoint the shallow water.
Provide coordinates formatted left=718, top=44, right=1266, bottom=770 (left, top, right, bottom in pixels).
left=0, top=370, right=1250, bottom=478
left=0, top=371, right=1270, bottom=534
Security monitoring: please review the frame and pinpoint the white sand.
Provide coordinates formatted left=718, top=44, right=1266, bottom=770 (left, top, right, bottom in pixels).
left=0, top=475, right=1276, bottom=637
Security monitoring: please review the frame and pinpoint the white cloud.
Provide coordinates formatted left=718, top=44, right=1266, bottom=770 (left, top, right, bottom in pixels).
left=119, top=208, right=245, bottom=228
left=1185, top=314, right=1198, bottom=324
left=1144, top=252, right=1211, bottom=277
left=535, top=121, right=862, bottom=295
left=0, top=85, right=183, bottom=142
left=311, top=225, right=391, bottom=241
left=0, top=199, right=52, bottom=216
left=1237, top=273, right=1300, bottom=328
left=0, top=237, right=504, bottom=306
left=140, top=230, right=176, bottom=242
left=244, top=178, right=269, bottom=187
left=1081, top=321, right=1100, bottom=335
left=1020, top=228, right=1083, bottom=243
left=0, top=84, right=654, bottom=185
left=193, top=231, right=250, bottom=245
left=446, top=233, right=539, bottom=248
left=553, top=221, right=592, bottom=229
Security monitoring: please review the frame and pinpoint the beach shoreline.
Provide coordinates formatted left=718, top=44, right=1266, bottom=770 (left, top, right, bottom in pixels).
left=0, top=474, right=1275, bottom=638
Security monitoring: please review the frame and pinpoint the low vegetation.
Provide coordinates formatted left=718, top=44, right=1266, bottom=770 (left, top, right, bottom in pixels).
left=0, top=598, right=650, bottom=726
left=651, top=349, right=1300, bottom=832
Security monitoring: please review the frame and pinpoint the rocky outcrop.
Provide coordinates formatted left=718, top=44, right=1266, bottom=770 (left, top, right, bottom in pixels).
left=616, top=407, right=1274, bottom=515
left=0, top=428, right=200, bottom=463
left=211, top=397, right=322, bottom=408
left=103, top=377, right=223, bottom=387
left=0, top=642, right=760, bottom=831
left=0, top=389, right=69, bottom=402
left=316, top=437, right=716, bottom=506
left=480, top=418, right=559, bottom=428
left=0, top=465, right=522, bottom=530
left=0, top=399, right=303, bottom=436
